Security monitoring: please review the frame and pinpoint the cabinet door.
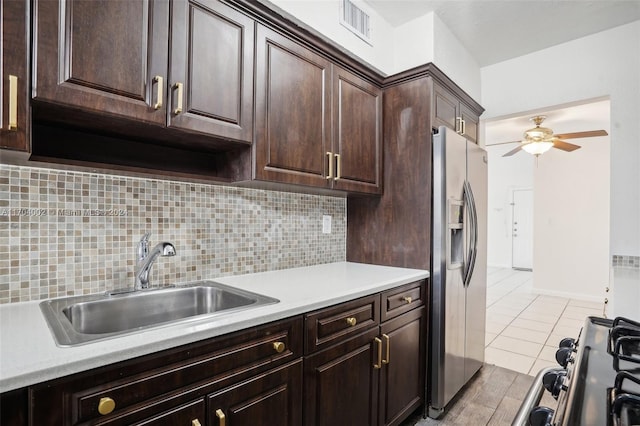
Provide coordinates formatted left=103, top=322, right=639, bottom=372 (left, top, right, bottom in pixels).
left=304, top=327, right=380, bottom=426
left=207, top=360, right=302, bottom=426
left=254, top=24, right=332, bottom=188
left=134, top=399, right=205, bottom=426
left=0, top=0, right=29, bottom=150
left=379, top=307, right=425, bottom=426
left=169, top=0, right=253, bottom=143
left=332, top=66, right=382, bottom=194
left=459, top=102, right=479, bottom=143
left=431, top=83, right=458, bottom=133
left=33, top=0, right=169, bottom=125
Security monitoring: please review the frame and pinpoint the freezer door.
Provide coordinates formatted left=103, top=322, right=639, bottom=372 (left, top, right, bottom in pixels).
left=430, top=127, right=467, bottom=414
left=464, top=141, right=488, bottom=382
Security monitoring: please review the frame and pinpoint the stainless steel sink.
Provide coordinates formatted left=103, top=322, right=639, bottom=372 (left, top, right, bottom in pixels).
left=40, top=281, right=279, bottom=346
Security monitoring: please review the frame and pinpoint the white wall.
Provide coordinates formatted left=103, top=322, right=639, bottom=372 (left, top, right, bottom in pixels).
left=533, top=135, right=610, bottom=300
left=486, top=144, right=533, bottom=268
left=432, top=13, right=481, bottom=101
left=391, top=13, right=435, bottom=74
left=481, top=21, right=640, bottom=259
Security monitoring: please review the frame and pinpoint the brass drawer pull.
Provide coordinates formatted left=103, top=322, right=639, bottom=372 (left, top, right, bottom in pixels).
left=8, top=75, right=18, bottom=130
left=382, top=334, right=390, bottom=364
left=174, top=82, right=184, bottom=114
left=346, top=317, right=357, bottom=327
left=272, top=341, right=286, bottom=353
left=152, top=75, right=163, bottom=110
left=402, top=296, right=412, bottom=304
left=216, top=408, right=226, bottom=426
left=326, top=152, right=333, bottom=179
left=373, top=337, right=382, bottom=369
left=97, top=397, right=115, bottom=415
left=192, top=420, right=202, bottom=426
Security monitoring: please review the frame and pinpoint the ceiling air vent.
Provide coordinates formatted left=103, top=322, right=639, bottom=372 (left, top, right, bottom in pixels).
left=340, top=0, right=372, bottom=44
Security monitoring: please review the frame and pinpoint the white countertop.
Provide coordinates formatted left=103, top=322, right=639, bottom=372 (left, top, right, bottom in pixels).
left=0, top=262, right=428, bottom=393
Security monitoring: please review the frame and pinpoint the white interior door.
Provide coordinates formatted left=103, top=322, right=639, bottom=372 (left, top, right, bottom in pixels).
left=512, top=189, right=533, bottom=270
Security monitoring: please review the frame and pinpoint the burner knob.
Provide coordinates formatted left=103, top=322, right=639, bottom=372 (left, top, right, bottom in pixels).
left=559, top=337, right=576, bottom=349
left=555, top=347, right=574, bottom=368
left=529, top=406, right=554, bottom=426
left=543, top=370, right=567, bottom=399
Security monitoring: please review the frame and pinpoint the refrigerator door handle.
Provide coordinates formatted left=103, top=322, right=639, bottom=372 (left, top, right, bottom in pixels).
left=463, top=181, right=478, bottom=287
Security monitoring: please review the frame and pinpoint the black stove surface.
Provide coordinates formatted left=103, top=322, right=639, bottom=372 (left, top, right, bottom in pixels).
left=558, top=317, right=613, bottom=426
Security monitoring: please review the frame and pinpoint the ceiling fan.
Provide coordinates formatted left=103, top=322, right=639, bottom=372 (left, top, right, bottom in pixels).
left=501, top=115, right=608, bottom=157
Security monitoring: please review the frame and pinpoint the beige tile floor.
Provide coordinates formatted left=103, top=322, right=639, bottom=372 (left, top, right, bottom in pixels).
left=484, top=267, right=605, bottom=375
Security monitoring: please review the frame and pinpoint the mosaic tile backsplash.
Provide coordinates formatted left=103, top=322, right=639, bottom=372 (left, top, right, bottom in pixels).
left=613, top=255, right=640, bottom=269
left=0, top=164, right=346, bottom=304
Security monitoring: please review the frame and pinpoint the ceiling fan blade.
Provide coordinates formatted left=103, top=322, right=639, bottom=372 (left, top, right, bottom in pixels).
left=552, top=139, right=581, bottom=152
left=486, top=140, right=521, bottom=147
left=502, top=145, right=523, bottom=157
left=553, top=130, right=608, bottom=139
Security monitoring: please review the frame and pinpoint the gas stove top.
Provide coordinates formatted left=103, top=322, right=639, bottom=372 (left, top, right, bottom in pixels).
left=514, top=316, right=640, bottom=426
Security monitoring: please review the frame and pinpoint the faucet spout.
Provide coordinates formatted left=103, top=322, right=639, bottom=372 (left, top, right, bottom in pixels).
left=134, top=234, right=176, bottom=290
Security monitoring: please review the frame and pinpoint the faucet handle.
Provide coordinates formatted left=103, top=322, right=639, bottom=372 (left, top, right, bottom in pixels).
left=137, top=232, right=151, bottom=260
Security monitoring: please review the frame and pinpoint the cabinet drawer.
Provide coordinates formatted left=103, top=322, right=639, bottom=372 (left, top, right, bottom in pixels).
left=381, top=280, right=425, bottom=322
left=305, top=294, right=380, bottom=354
left=31, top=316, right=302, bottom=425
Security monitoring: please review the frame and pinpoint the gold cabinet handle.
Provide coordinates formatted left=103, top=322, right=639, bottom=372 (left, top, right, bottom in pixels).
left=272, top=341, right=285, bottom=353
left=8, top=75, right=18, bottom=130
left=326, top=151, right=333, bottom=179
left=402, top=296, right=412, bottom=304
left=97, top=397, right=116, bottom=415
left=346, top=317, right=357, bottom=327
left=192, top=420, right=202, bottom=426
left=174, top=82, right=184, bottom=114
left=216, top=408, right=226, bottom=426
left=373, top=337, right=382, bottom=369
left=334, top=153, right=341, bottom=181
left=382, top=333, right=390, bottom=364
left=152, top=76, right=163, bottom=110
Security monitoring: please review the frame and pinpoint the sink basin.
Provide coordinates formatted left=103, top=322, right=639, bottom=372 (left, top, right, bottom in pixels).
left=40, top=281, right=279, bottom=346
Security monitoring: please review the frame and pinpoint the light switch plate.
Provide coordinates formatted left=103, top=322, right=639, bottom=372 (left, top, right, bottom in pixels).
left=322, top=215, right=332, bottom=234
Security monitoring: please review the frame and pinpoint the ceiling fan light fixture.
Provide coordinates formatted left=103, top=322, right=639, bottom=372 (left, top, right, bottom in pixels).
left=522, top=140, right=554, bottom=156
left=524, top=126, right=554, bottom=142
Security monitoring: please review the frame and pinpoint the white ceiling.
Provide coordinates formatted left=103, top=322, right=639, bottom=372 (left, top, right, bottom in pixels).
left=364, top=0, right=640, bottom=67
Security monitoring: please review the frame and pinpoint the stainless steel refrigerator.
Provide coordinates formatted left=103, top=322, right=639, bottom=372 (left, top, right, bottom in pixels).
left=427, top=126, right=488, bottom=418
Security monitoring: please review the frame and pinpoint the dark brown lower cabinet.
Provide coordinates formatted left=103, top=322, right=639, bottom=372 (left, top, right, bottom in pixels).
left=380, top=307, right=425, bottom=426
left=304, top=327, right=381, bottom=426
left=208, top=360, right=302, bottom=426
left=304, top=306, right=426, bottom=426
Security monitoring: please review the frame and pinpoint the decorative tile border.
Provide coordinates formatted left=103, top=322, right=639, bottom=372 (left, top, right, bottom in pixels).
left=612, top=255, right=640, bottom=269
left=0, top=164, right=346, bottom=304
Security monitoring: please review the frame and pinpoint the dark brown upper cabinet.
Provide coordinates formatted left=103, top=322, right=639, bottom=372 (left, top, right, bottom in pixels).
left=0, top=0, right=29, bottom=151
left=33, top=0, right=253, bottom=144
left=33, top=0, right=169, bottom=125
left=168, top=0, right=254, bottom=142
left=432, top=82, right=479, bottom=143
left=254, top=23, right=332, bottom=189
left=332, top=67, right=382, bottom=194
left=255, top=24, right=382, bottom=195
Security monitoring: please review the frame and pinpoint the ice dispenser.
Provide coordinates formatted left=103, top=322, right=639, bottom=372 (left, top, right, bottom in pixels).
left=447, top=198, right=464, bottom=270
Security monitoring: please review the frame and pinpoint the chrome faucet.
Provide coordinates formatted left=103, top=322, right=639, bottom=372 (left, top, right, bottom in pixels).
left=134, top=233, right=176, bottom=290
